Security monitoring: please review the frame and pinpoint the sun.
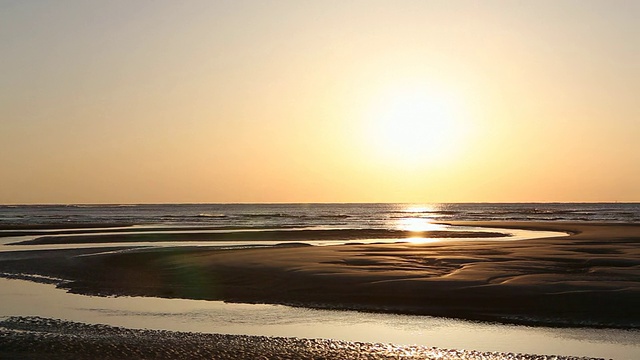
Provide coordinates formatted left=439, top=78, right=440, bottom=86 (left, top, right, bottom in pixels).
left=362, top=83, right=468, bottom=167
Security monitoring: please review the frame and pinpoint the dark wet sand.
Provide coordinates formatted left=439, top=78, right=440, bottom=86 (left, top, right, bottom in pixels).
left=0, top=316, right=604, bottom=360
left=1, top=221, right=638, bottom=328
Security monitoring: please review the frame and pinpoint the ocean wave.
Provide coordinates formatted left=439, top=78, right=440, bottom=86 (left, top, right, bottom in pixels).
left=196, top=213, right=227, bottom=218
left=239, top=213, right=321, bottom=219
left=388, top=210, right=460, bottom=215
left=2, top=204, right=638, bottom=229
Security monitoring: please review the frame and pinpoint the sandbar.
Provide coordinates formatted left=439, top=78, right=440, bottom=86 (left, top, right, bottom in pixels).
left=1, top=221, right=638, bottom=329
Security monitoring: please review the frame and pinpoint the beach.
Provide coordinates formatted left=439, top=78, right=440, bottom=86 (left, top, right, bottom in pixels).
left=4, top=0, right=638, bottom=357
left=2, top=221, right=639, bottom=327
left=1, top=220, right=638, bottom=359
left=0, top=316, right=601, bottom=360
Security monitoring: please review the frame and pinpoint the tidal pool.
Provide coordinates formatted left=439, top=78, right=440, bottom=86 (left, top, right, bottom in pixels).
left=0, top=277, right=637, bottom=359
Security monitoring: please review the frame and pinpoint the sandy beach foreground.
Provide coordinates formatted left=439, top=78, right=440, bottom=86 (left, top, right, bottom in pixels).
left=0, top=221, right=638, bottom=358
left=0, top=316, right=602, bottom=360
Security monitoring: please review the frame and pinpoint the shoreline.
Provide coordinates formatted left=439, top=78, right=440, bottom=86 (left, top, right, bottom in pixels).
left=0, top=316, right=604, bottom=360
left=0, top=221, right=638, bottom=329
left=5, top=228, right=509, bottom=245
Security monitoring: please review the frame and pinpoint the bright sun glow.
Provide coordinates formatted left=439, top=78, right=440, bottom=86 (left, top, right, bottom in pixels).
left=364, top=83, right=469, bottom=167
left=403, top=205, right=435, bottom=214
left=397, top=217, right=443, bottom=232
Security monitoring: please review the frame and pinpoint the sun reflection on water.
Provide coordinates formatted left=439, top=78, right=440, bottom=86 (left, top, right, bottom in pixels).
left=396, top=217, right=443, bottom=232
left=402, top=205, right=435, bottom=214
left=394, top=205, right=447, bottom=243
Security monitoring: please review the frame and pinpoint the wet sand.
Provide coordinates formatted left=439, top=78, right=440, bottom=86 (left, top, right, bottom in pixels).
left=6, top=228, right=507, bottom=244
left=0, top=221, right=638, bottom=359
left=0, top=316, right=604, bottom=360
left=1, top=221, right=638, bottom=328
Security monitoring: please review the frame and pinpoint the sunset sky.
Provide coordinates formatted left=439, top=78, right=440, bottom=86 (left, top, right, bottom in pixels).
left=1, top=1, right=638, bottom=204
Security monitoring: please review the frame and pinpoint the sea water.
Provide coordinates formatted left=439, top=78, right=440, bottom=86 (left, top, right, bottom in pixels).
left=0, top=203, right=638, bottom=359
left=1, top=203, right=638, bottom=229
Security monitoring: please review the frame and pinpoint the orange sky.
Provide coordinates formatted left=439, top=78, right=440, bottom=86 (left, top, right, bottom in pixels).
left=1, top=1, right=638, bottom=203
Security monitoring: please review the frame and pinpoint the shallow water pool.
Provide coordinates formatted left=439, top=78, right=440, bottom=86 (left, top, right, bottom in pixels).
left=0, top=277, right=637, bottom=359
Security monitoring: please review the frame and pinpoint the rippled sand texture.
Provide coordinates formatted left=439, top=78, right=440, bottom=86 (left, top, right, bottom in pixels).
left=0, top=317, right=603, bottom=360
left=1, top=222, right=637, bottom=328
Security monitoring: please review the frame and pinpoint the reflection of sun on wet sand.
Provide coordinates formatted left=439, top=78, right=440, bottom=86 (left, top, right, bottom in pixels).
left=6, top=228, right=509, bottom=245
left=1, top=221, right=638, bottom=329
left=1, top=316, right=582, bottom=360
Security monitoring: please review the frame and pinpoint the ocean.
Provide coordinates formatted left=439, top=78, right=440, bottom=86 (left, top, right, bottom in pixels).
left=1, top=203, right=638, bottom=230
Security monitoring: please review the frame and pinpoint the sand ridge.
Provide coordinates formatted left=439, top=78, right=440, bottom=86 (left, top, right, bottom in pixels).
left=0, top=221, right=638, bottom=328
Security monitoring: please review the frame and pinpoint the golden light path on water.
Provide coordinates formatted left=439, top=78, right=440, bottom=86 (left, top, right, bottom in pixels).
left=395, top=205, right=467, bottom=243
